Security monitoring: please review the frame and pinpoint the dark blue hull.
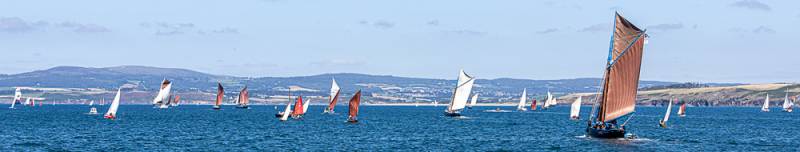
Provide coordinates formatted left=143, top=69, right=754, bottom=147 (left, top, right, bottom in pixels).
left=586, top=127, right=625, bottom=139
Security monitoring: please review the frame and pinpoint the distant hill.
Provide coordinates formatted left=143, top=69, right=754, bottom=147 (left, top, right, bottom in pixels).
left=0, top=65, right=685, bottom=104
left=560, top=83, right=798, bottom=107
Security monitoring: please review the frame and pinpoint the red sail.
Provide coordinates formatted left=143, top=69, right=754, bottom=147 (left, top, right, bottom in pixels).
left=238, top=86, right=249, bottom=106
left=292, top=96, right=304, bottom=115
left=531, top=99, right=537, bottom=110
left=598, top=13, right=646, bottom=122
left=215, top=83, right=224, bottom=107
left=348, top=90, right=362, bottom=118
left=327, top=91, right=341, bottom=112
left=174, top=95, right=181, bottom=105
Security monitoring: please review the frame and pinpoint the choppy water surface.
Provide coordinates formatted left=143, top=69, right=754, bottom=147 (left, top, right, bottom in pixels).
left=1, top=105, right=798, bottom=151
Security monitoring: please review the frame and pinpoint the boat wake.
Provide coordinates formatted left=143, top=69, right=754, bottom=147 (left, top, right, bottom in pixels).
left=483, top=110, right=512, bottom=113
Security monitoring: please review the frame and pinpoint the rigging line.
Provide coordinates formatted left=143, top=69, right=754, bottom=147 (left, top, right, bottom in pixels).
left=606, top=30, right=647, bottom=69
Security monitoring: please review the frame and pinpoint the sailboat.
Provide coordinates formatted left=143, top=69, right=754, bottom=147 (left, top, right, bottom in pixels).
left=213, top=83, right=223, bottom=110
left=516, top=89, right=528, bottom=111
left=531, top=99, right=537, bottom=110
left=762, top=94, right=770, bottom=112
left=783, top=91, right=793, bottom=112
left=88, top=100, right=98, bottom=115
left=587, top=12, right=648, bottom=139
left=347, top=90, right=362, bottom=123
left=171, top=95, right=181, bottom=107
left=291, top=96, right=304, bottom=119
left=104, top=88, right=121, bottom=120
left=279, top=100, right=293, bottom=121
left=152, top=79, right=172, bottom=109
left=659, top=99, right=673, bottom=128
left=677, top=102, right=686, bottom=117
left=236, top=86, right=249, bottom=109
left=324, top=78, right=341, bottom=114
left=468, top=94, right=478, bottom=109
left=9, top=88, right=21, bottom=109
left=570, top=96, right=582, bottom=120
left=444, top=69, right=476, bottom=116
left=542, top=91, right=556, bottom=109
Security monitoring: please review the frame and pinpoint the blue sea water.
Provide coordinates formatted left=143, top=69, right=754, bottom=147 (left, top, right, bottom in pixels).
left=0, top=105, right=798, bottom=151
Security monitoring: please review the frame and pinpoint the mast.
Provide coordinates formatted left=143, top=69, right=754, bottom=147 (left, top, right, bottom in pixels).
left=348, top=90, right=362, bottom=121
left=326, top=78, right=341, bottom=113
left=517, top=89, right=527, bottom=111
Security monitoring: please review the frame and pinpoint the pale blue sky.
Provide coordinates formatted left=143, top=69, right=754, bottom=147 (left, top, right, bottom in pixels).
left=0, top=0, right=798, bottom=83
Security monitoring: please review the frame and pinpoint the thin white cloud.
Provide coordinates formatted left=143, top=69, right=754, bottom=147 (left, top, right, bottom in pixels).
left=647, top=23, right=684, bottom=31
left=359, top=20, right=396, bottom=29
left=729, top=0, right=771, bottom=11
left=443, top=29, right=487, bottom=36
left=536, top=28, right=558, bottom=34
left=578, top=24, right=608, bottom=32
left=141, top=22, right=238, bottom=36
left=0, top=17, right=107, bottom=33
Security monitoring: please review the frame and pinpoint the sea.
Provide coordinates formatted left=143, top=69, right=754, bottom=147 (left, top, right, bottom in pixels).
left=0, top=105, right=798, bottom=151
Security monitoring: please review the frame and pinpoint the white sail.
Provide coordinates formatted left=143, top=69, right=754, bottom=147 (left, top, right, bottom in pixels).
left=469, top=94, right=478, bottom=108
left=783, top=92, right=793, bottom=110
left=13, top=88, right=21, bottom=103
left=330, top=78, right=340, bottom=103
left=517, top=88, right=527, bottom=111
left=662, top=99, right=673, bottom=123
left=302, top=98, right=310, bottom=114
left=152, top=81, right=172, bottom=106
left=280, top=101, right=293, bottom=121
left=570, top=96, right=582, bottom=119
left=89, top=100, right=94, bottom=106
left=544, top=91, right=555, bottom=108
left=9, top=98, right=15, bottom=108
left=105, top=88, right=121, bottom=117
left=762, top=94, right=770, bottom=112
left=447, top=69, right=475, bottom=112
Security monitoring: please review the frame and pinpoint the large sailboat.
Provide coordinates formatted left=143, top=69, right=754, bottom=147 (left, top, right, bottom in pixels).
left=347, top=90, right=362, bottom=123
left=762, top=94, right=770, bottom=112
left=468, top=94, right=478, bottom=109
left=213, top=83, right=223, bottom=110
left=104, top=88, right=122, bottom=120
left=324, top=78, right=341, bottom=114
left=570, top=96, right=582, bottom=120
left=516, top=89, right=528, bottom=111
left=444, top=70, right=476, bottom=116
left=152, top=79, right=173, bottom=109
left=677, top=102, right=686, bottom=117
left=659, top=99, right=673, bottom=128
left=236, top=86, right=249, bottom=109
left=782, top=92, right=793, bottom=112
left=587, top=12, right=648, bottom=139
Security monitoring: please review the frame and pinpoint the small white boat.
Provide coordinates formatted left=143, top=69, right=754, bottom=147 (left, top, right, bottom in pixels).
left=88, top=100, right=97, bottom=115
left=516, top=89, right=527, bottom=111
left=762, top=94, right=770, bottom=112
left=104, top=88, right=122, bottom=120
left=782, top=90, right=793, bottom=112
left=323, top=78, right=341, bottom=114
left=483, top=108, right=511, bottom=113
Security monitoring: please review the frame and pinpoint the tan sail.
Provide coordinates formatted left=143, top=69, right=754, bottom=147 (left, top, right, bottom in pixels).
left=214, top=83, right=224, bottom=109
left=348, top=90, right=362, bottom=121
left=598, top=12, right=647, bottom=122
left=237, top=86, right=249, bottom=107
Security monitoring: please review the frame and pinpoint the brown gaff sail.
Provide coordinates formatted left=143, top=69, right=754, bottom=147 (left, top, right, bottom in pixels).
left=292, top=96, right=304, bottom=116
left=327, top=90, right=340, bottom=112
left=348, top=90, right=362, bottom=121
left=215, top=83, right=224, bottom=108
left=531, top=99, right=537, bottom=110
left=597, top=12, right=647, bottom=122
left=237, top=86, right=249, bottom=107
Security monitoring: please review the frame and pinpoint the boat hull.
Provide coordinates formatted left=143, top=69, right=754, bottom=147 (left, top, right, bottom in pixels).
left=275, top=113, right=284, bottom=118
left=443, top=112, right=461, bottom=117
left=586, top=127, right=626, bottom=139
left=235, top=106, right=249, bottom=109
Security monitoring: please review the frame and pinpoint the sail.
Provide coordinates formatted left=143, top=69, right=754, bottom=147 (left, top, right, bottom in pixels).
left=237, top=86, right=249, bottom=107
left=531, top=99, right=537, bottom=110
left=517, top=89, right=527, bottom=110
left=280, top=100, right=293, bottom=121
left=292, top=96, right=304, bottom=115
left=762, top=94, right=770, bottom=111
left=348, top=90, right=362, bottom=118
left=13, top=88, right=21, bottom=104
left=570, top=96, right=582, bottom=118
left=783, top=92, right=793, bottom=110
left=302, top=98, right=311, bottom=114
left=544, top=91, right=554, bottom=108
left=215, top=83, right=224, bottom=107
left=662, top=99, right=673, bottom=122
left=677, top=102, right=686, bottom=115
left=104, top=88, right=121, bottom=117
left=447, top=70, right=475, bottom=112
left=469, top=94, right=479, bottom=108
left=89, top=100, right=94, bottom=106
left=327, top=79, right=341, bottom=112
left=173, top=95, right=181, bottom=106
left=152, top=79, right=172, bottom=105
left=597, top=13, right=646, bottom=122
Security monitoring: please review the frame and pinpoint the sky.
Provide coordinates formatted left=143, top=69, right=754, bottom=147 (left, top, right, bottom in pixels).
left=0, top=0, right=798, bottom=83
